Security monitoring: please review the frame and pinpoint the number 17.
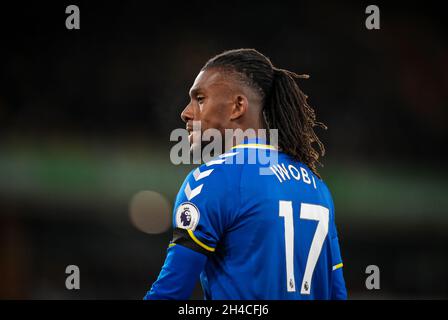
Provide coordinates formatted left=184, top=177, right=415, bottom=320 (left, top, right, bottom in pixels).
left=279, top=201, right=329, bottom=294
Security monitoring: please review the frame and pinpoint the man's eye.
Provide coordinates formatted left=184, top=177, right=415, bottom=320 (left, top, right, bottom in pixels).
left=197, top=96, right=205, bottom=103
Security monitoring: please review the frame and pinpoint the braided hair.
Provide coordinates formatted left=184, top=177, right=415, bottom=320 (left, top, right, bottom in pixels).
left=202, top=48, right=327, bottom=177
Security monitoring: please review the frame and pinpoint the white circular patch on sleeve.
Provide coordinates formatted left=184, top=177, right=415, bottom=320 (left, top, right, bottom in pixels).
left=175, top=202, right=200, bottom=231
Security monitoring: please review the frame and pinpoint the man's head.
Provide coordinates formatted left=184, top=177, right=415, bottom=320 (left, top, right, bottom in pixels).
left=181, top=48, right=326, bottom=176
left=181, top=52, right=266, bottom=152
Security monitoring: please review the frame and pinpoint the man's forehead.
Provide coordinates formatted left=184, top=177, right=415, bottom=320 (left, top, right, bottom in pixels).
left=189, top=69, right=232, bottom=94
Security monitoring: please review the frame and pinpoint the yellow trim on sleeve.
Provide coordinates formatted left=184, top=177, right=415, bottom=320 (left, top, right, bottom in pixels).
left=332, top=263, right=343, bottom=271
left=231, top=143, right=277, bottom=150
left=168, top=243, right=176, bottom=248
left=187, top=229, right=216, bottom=252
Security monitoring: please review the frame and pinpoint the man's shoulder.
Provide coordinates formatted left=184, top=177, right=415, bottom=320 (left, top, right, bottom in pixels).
left=174, top=152, right=243, bottom=220
left=182, top=151, right=244, bottom=195
left=179, top=146, right=282, bottom=199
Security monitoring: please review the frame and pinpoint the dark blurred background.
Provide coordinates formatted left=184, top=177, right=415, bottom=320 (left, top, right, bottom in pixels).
left=0, top=0, right=447, bottom=299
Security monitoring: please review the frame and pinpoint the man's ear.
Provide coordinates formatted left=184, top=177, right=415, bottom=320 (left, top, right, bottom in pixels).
left=230, top=95, right=248, bottom=120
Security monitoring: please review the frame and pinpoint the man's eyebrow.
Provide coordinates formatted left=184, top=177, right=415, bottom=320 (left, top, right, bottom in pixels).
left=189, top=87, right=202, bottom=98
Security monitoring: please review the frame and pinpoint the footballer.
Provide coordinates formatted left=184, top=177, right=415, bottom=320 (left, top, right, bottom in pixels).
left=144, top=49, right=347, bottom=300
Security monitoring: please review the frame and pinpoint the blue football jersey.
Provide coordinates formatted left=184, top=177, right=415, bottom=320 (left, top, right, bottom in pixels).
left=170, top=139, right=347, bottom=300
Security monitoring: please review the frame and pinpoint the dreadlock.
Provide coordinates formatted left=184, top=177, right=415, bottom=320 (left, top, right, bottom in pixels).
left=203, top=48, right=327, bottom=177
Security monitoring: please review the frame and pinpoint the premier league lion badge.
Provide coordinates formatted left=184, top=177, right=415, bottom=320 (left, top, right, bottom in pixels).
left=175, top=202, right=200, bottom=230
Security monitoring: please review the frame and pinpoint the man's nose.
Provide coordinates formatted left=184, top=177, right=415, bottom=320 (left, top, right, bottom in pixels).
left=181, top=103, right=194, bottom=123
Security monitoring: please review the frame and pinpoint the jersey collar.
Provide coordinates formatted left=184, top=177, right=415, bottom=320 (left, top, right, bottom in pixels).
left=231, top=138, right=277, bottom=151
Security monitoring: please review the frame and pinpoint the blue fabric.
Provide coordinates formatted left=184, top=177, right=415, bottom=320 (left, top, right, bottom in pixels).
left=143, top=244, right=207, bottom=300
left=147, top=138, right=347, bottom=299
